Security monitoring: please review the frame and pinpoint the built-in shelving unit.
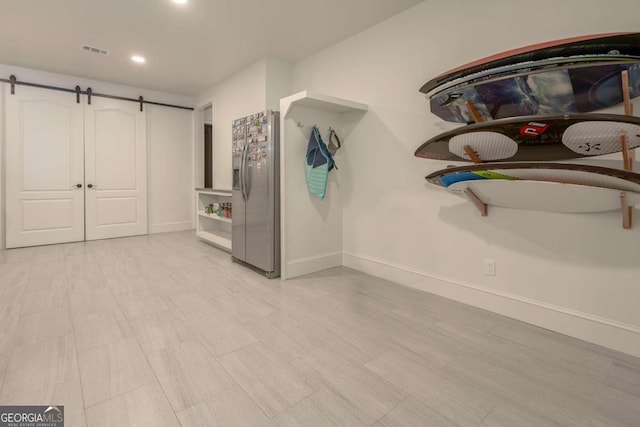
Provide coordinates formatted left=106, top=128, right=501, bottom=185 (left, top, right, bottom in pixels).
left=195, top=188, right=232, bottom=250
left=280, top=90, right=368, bottom=279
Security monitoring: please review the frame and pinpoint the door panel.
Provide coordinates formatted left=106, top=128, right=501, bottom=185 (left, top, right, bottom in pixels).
left=5, top=85, right=85, bottom=248
left=85, top=97, right=147, bottom=240
left=96, top=197, right=138, bottom=225
left=22, top=199, right=74, bottom=230
left=94, top=110, right=137, bottom=189
left=22, top=102, right=73, bottom=190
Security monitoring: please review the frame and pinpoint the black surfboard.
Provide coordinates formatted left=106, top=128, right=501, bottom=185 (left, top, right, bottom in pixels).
left=420, top=32, right=640, bottom=95
left=414, top=114, right=640, bottom=162
left=429, top=61, right=640, bottom=123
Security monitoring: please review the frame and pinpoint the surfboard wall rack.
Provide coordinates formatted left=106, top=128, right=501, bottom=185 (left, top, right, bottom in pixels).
left=418, top=36, right=640, bottom=230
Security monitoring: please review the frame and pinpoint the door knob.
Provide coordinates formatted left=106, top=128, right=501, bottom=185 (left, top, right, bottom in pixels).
left=87, top=184, right=94, bottom=188
left=73, top=183, right=82, bottom=188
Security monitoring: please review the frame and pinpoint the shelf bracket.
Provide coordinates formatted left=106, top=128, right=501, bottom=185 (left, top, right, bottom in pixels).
left=465, top=100, right=484, bottom=123
left=464, top=145, right=483, bottom=164
left=621, top=192, right=633, bottom=230
left=620, top=134, right=634, bottom=229
left=622, top=70, right=633, bottom=115
left=464, top=187, right=488, bottom=217
left=621, top=134, right=631, bottom=171
left=621, top=70, right=635, bottom=169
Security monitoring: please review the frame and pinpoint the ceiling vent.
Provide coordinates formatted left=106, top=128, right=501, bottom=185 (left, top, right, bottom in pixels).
left=81, top=45, right=109, bottom=55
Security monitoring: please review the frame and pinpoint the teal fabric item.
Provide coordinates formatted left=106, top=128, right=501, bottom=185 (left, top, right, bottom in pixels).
left=305, top=161, right=330, bottom=199
left=305, top=126, right=333, bottom=199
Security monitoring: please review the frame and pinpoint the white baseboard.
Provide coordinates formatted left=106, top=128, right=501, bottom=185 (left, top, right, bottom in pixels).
left=284, top=252, right=343, bottom=279
left=343, top=252, right=640, bottom=358
left=149, top=221, right=194, bottom=234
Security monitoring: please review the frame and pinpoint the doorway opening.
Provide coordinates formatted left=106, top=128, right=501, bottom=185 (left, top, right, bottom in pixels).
left=203, top=106, right=213, bottom=188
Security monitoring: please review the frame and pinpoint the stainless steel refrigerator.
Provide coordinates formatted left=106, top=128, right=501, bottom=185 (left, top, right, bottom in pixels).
left=231, top=110, right=280, bottom=278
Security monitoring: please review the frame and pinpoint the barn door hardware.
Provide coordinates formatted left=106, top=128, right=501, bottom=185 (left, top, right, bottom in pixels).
left=1, top=75, right=192, bottom=111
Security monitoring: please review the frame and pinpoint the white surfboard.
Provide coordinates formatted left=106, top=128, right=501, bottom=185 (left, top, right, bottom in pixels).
left=448, top=180, right=640, bottom=213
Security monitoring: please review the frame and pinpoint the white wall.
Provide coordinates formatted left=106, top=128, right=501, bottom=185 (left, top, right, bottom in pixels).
left=147, top=105, right=195, bottom=234
left=0, top=64, right=195, bottom=247
left=203, top=106, right=212, bottom=124
left=290, top=0, right=640, bottom=356
left=266, top=58, right=293, bottom=111
left=197, top=60, right=268, bottom=190
left=196, top=58, right=293, bottom=190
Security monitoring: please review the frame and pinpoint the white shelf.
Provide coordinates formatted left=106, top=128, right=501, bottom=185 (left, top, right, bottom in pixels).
left=198, top=211, right=232, bottom=223
left=283, top=90, right=368, bottom=119
left=196, top=189, right=232, bottom=197
left=196, top=230, right=231, bottom=250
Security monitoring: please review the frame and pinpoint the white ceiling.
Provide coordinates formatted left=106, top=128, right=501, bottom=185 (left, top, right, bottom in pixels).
left=0, top=0, right=424, bottom=96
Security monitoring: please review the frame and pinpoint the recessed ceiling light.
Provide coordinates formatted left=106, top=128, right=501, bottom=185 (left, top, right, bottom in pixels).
left=131, top=55, right=146, bottom=64
left=172, top=0, right=187, bottom=4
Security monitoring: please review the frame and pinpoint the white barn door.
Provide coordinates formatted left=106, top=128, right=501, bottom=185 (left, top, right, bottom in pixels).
left=84, top=97, right=147, bottom=240
left=5, top=85, right=85, bottom=248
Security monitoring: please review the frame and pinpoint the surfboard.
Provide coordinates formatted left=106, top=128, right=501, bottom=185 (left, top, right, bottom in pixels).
left=427, top=55, right=640, bottom=98
left=429, top=62, right=640, bottom=123
left=425, top=163, right=640, bottom=193
left=414, top=114, right=640, bottom=162
left=447, top=180, right=640, bottom=213
left=420, top=32, right=640, bottom=95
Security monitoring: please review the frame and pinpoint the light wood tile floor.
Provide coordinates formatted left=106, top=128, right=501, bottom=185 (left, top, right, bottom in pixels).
left=1, top=231, right=639, bottom=426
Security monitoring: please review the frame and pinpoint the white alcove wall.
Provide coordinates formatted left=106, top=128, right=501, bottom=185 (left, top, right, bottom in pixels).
left=280, top=91, right=367, bottom=279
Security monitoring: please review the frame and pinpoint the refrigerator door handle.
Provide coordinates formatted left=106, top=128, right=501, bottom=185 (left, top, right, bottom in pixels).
left=244, top=145, right=251, bottom=199
left=239, top=142, right=244, bottom=200
left=241, top=141, right=249, bottom=201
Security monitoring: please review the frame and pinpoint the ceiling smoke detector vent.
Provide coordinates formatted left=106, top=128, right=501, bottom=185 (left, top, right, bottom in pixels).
left=81, top=45, right=109, bottom=56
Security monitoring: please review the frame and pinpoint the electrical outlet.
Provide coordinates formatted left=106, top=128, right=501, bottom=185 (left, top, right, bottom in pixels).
left=485, top=259, right=496, bottom=276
